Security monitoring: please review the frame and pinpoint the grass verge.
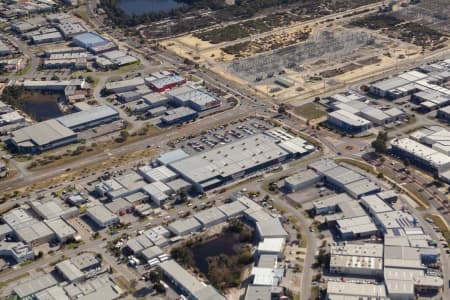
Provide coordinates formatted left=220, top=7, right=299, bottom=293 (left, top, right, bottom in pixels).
left=0, top=272, right=30, bottom=289
left=293, top=103, right=327, bottom=120
left=425, top=214, right=450, bottom=244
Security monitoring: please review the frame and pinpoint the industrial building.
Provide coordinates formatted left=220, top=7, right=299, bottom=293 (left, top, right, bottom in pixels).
left=194, top=207, right=227, bottom=227
left=159, top=260, right=226, bottom=300
left=374, top=210, right=417, bottom=234
left=0, top=241, right=34, bottom=263
left=327, top=109, right=372, bottom=134
left=336, top=216, right=378, bottom=239
left=44, top=217, right=76, bottom=243
left=86, top=205, right=120, bottom=228
left=390, top=137, right=450, bottom=174
left=168, top=133, right=313, bottom=192
left=105, top=198, right=133, bottom=215
left=142, top=181, right=172, bottom=206
left=8, top=119, right=77, bottom=153
left=12, top=274, right=59, bottom=299
left=326, top=281, right=388, bottom=300
left=95, top=171, right=146, bottom=199
left=257, top=238, right=285, bottom=258
left=160, top=107, right=198, bottom=125
left=73, top=32, right=108, bottom=49
left=313, top=193, right=353, bottom=215
left=437, top=106, right=450, bottom=123
left=330, top=243, right=383, bottom=276
left=30, top=199, right=79, bottom=220
left=56, top=105, right=119, bottom=131
left=104, top=77, right=145, bottom=93
left=168, top=217, right=202, bottom=236
left=147, top=75, right=186, bottom=92
left=360, top=194, right=393, bottom=216
left=167, top=86, right=221, bottom=111
left=217, top=201, right=247, bottom=218
left=284, top=169, right=321, bottom=192
left=22, top=79, right=86, bottom=91
left=32, top=31, right=63, bottom=44
left=57, top=22, right=86, bottom=38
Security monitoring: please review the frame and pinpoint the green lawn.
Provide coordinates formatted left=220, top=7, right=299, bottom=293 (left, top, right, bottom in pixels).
left=293, top=103, right=327, bottom=120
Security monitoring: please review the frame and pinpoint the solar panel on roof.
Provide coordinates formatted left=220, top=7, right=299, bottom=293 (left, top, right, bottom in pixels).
left=392, top=228, right=401, bottom=236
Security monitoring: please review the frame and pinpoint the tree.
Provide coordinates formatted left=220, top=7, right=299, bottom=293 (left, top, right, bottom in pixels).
left=278, top=104, right=287, bottom=114
left=51, top=74, right=60, bottom=81
left=179, top=191, right=188, bottom=203
left=149, top=270, right=162, bottom=283
left=154, top=282, right=166, bottom=294
left=372, top=131, right=388, bottom=153
left=86, top=76, right=95, bottom=83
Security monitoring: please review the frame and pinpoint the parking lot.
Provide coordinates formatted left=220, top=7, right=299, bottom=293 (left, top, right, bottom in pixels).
left=171, top=117, right=274, bottom=154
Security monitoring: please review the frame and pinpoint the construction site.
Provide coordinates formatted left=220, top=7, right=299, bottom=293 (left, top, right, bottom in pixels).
left=162, top=0, right=450, bottom=103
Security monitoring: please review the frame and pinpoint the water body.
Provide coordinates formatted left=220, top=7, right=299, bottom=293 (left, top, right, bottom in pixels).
left=117, top=0, right=184, bottom=16
left=22, top=92, right=63, bottom=121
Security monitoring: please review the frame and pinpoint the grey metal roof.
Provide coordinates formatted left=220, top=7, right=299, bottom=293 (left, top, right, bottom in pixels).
left=13, top=274, right=58, bottom=298
left=193, top=207, right=226, bottom=226
left=169, top=133, right=289, bottom=184
left=56, top=260, right=85, bottom=282
left=57, top=105, right=118, bottom=129
left=168, top=217, right=201, bottom=234
left=12, top=119, right=76, bottom=146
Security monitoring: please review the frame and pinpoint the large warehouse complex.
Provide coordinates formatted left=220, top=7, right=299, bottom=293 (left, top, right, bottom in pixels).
left=7, top=105, right=119, bottom=153
left=168, top=132, right=314, bottom=192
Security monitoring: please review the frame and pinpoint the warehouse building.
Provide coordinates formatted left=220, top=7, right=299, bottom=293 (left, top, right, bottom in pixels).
left=168, top=133, right=311, bottom=192
left=374, top=210, right=417, bottom=234
left=15, top=221, right=54, bottom=246
left=105, top=77, right=145, bottom=93
left=30, top=199, right=79, bottom=220
left=57, top=22, right=86, bottom=38
left=344, top=178, right=381, bottom=199
left=217, top=201, right=247, bottom=219
left=95, top=171, right=146, bottom=199
left=23, top=79, right=86, bottom=91
left=360, top=194, right=393, bottom=216
left=138, top=165, right=178, bottom=183
left=437, top=106, right=450, bottom=123
left=313, top=193, right=353, bottom=215
left=142, top=181, right=172, bottom=206
left=330, top=243, right=383, bottom=276
left=12, top=274, right=58, bottom=299
left=168, top=217, right=202, bottom=236
left=194, top=207, right=227, bottom=228
left=390, top=137, right=450, bottom=174
left=160, top=107, right=198, bottom=126
left=327, top=109, right=372, bottom=134
left=284, top=170, right=322, bottom=193
left=90, top=41, right=118, bottom=54
left=73, top=32, right=108, bottom=49
left=8, top=119, right=77, bottom=153
left=147, top=75, right=186, bottom=92
left=56, top=105, right=119, bottom=131
left=326, top=281, right=388, bottom=300
left=141, top=93, right=170, bottom=109
left=159, top=260, right=226, bottom=300
left=0, top=241, right=34, bottom=263
left=86, top=205, right=120, bottom=228
left=168, top=86, right=221, bottom=111
left=336, top=216, right=378, bottom=239
left=32, top=31, right=63, bottom=44
left=257, top=238, right=285, bottom=259
left=44, top=217, right=76, bottom=243
left=105, top=198, right=133, bottom=215
left=369, top=77, right=415, bottom=99
left=117, top=91, right=141, bottom=103
left=166, top=178, right=192, bottom=193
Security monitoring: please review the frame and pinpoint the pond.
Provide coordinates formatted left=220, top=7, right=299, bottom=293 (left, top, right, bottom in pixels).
left=192, top=233, right=238, bottom=274
left=22, top=92, right=64, bottom=121
left=117, top=0, right=184, bottom=16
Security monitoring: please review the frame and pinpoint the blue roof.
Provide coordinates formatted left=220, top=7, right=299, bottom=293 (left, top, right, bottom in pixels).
left=73, top=32, right=108, bottom=47
left=157, top=149, right=189, bottom=165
